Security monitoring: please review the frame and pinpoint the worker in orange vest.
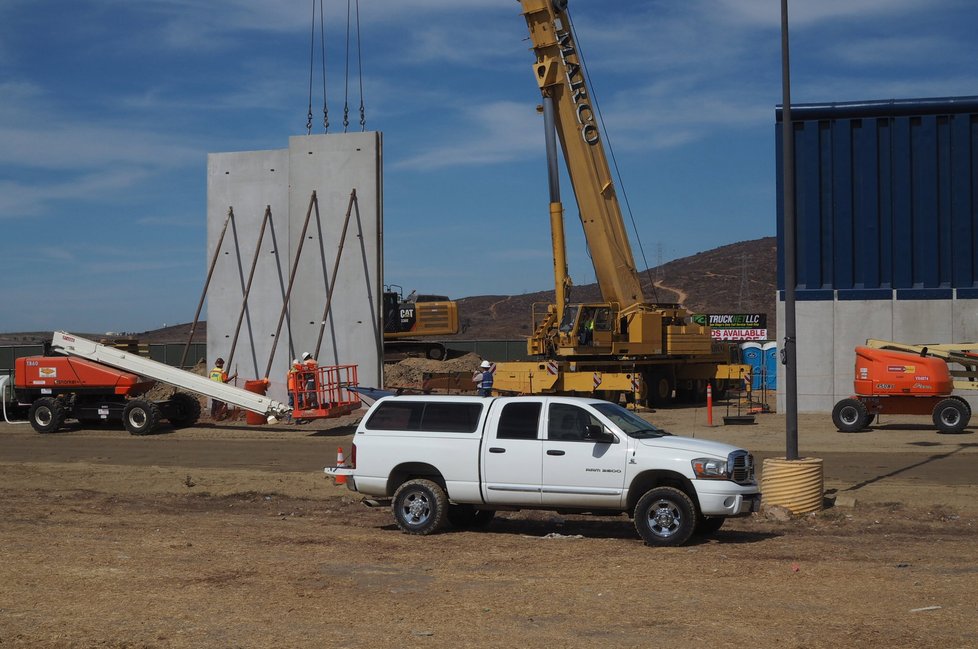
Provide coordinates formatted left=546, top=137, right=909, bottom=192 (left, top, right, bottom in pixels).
left=287, top=359, right=301, bottom=409
left=301, top=352, right=319, bottom=408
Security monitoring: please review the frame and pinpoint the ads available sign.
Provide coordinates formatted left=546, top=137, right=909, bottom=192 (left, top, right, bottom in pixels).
left=692, top=313, right=768, bottom=341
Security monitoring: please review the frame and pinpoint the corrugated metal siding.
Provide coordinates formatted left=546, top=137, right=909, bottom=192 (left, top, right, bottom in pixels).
left=776, top=97, right=978, bottom=297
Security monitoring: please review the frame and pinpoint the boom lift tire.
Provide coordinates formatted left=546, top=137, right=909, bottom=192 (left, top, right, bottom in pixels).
left=392, top=479, right=448, bottom=535
left=123, top=399, right=162, bottom=436
left=633, top=486, right=696, bottom=547
left=168, top=392, right=202, bottom=428
left=832, top=398, right=869, bottom=433
left=28, top=397, right=67, bottom=434
left=932, top=398, right=970, bottom=434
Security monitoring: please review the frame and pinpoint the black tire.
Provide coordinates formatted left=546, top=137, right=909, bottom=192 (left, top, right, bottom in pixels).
left=28, top=397, right=66, bottom=434
left=392, top=479, right=448, bottom=535
left=122, top=399, right=162, bottom=435
left=644, top=371, right=674, bottom=407
left=446, top=504, right=496, bottom=530
left=932, top=398, right=970, bottom=434
left=634, top=486, right=696, bottom=547
left=695, top=515, right=725, bottom=536
left=168, top=392, right=201, bottom=428
left=861, top=412, right=876, bottom=428
left=832, top=398, right=868, bottom=432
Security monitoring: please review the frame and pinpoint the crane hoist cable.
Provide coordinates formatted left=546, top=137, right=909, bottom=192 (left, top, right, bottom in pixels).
left=343, top=0, right=366, bottom=132
left=567, top=9, right=660, bottom=304
left=306, top=0, right=329, bottom=134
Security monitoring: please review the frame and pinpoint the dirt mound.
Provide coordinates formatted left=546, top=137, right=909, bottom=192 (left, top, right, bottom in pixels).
left=384, top=353, right=485, bottom=389
left=144, top=359, right=209, bottom=403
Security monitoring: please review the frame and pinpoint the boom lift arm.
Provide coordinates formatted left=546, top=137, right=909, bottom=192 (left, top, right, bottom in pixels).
left=51, top=331, right=291, bottom=422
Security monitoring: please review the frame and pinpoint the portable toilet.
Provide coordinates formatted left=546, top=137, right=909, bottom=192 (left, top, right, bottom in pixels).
left=762, top=341, right=778, bottom=390
left=740, top=342, right=763, bottom=390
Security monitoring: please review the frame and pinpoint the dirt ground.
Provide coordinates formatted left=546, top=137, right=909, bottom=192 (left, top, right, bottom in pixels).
left=1, top=402, right=977, bottom=648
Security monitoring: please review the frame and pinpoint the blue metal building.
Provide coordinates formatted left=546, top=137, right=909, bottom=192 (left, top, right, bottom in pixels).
left=775, top=96, right=978, bottom=411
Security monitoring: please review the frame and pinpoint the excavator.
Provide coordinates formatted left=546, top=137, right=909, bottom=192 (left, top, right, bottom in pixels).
left=493, top=0, right=745, bottom=404
left=382, top=285, right=460, bottom=361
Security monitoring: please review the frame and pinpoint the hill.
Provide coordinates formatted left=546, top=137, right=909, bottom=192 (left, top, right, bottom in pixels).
left=451, top=237, right=776, bottom=339
left=0, top=237, right=776, bottom=345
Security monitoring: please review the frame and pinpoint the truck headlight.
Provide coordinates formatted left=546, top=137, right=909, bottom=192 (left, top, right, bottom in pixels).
left=692, top=457, right=728, bottom=479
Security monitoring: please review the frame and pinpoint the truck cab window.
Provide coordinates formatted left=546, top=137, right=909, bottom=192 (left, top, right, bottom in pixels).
left=496, top=402, right=541, bottom=440
left=548, top=403, right=601, bottom=441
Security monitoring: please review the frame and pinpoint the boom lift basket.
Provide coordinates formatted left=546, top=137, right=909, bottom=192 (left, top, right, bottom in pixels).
left=291, top=364, right=361, bottom=420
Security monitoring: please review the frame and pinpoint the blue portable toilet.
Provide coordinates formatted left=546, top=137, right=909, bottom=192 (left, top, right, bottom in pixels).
left=762, top=341, right=778, bottom=390
left=740, top=342, right=763, bottom=390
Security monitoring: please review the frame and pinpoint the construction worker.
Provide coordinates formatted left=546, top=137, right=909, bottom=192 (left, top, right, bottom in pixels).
left=476, top=360, right=494, bottom=397
left=301, top=352, right=319, bottom=409
left=287, top=359, right=301, bottom=409
left=209, top=357, right=237, bottom=420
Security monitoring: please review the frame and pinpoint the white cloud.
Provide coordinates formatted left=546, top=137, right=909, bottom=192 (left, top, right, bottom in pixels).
left=0, top=169, right=153, bottom=218
left=392, top=100, right=541, bottom=170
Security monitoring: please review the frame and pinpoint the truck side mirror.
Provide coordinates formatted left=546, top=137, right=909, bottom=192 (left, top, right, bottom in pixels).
left=584, top=424, right=616, bottom=444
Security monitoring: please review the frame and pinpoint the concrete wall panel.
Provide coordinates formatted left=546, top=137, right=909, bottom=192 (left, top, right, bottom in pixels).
left=206, top=133, right=382, bottom=404
left=207, top=149, right=290, bottom=392
left=778, top=294, right=978, bottom=413
left=287, top=133, right=382, bottom=390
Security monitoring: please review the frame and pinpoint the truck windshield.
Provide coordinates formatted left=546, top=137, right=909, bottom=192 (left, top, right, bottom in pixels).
left=592, top=402, right=671, bottom=439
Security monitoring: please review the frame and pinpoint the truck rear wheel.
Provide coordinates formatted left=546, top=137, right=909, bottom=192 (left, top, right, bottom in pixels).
left=831, top=398, right=868, bottom=432
left=29, top=397, right=66, bottom=434
left=932, top=398, right=970, bottom=434
left=634, top=486, right=696, bottom=547
left=392, top=479, right=448, bottom=535
left=123, top=399, right=162, bottom=435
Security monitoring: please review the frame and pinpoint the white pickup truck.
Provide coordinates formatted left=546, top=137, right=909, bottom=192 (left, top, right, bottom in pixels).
left=326, top=395, right=760, bottom=546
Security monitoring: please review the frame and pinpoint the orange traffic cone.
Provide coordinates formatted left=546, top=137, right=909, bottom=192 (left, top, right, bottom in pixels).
left=335, top=447, right=347, bottom=485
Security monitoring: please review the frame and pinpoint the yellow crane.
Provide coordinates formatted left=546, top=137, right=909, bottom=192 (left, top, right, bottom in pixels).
left=493, top=0, right=745, bottom=405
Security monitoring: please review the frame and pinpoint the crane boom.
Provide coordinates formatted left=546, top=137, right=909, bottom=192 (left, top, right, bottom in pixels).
left=520, top=0, right=644, bottom=308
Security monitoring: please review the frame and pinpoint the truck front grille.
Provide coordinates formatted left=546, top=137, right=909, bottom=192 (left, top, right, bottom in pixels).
left=728, top=450, right=755, bottom=484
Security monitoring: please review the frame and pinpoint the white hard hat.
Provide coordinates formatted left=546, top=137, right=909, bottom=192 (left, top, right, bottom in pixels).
left=480, top=360, right=491, bottom=369
left=292, top=359, right=299, bottom=365
left=302, top=352, right=312, bottom=360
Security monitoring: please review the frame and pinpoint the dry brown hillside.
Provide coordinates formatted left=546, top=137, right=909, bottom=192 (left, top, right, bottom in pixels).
left=453, top=237, right=776, bottom=339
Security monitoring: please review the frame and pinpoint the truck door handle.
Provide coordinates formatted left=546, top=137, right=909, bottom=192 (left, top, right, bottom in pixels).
left=489, top=447, right=505, bottom=453
left=547, top=450, right=565, bottom=456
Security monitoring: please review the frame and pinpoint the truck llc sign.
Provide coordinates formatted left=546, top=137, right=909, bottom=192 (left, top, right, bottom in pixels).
left=692, top=314, right=768, bottom=341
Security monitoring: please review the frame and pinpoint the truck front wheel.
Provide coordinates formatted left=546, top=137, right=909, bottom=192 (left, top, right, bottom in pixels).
left=392, top=479, right=448, bottom=535
left=123, top=399, right=162, bottom=435
left=29, top=397, right=67, bottom=434
left=634, top=486, right=696, bottom=547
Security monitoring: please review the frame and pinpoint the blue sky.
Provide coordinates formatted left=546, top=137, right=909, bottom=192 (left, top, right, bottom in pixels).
left=1, top=0, right=976, bottom=333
